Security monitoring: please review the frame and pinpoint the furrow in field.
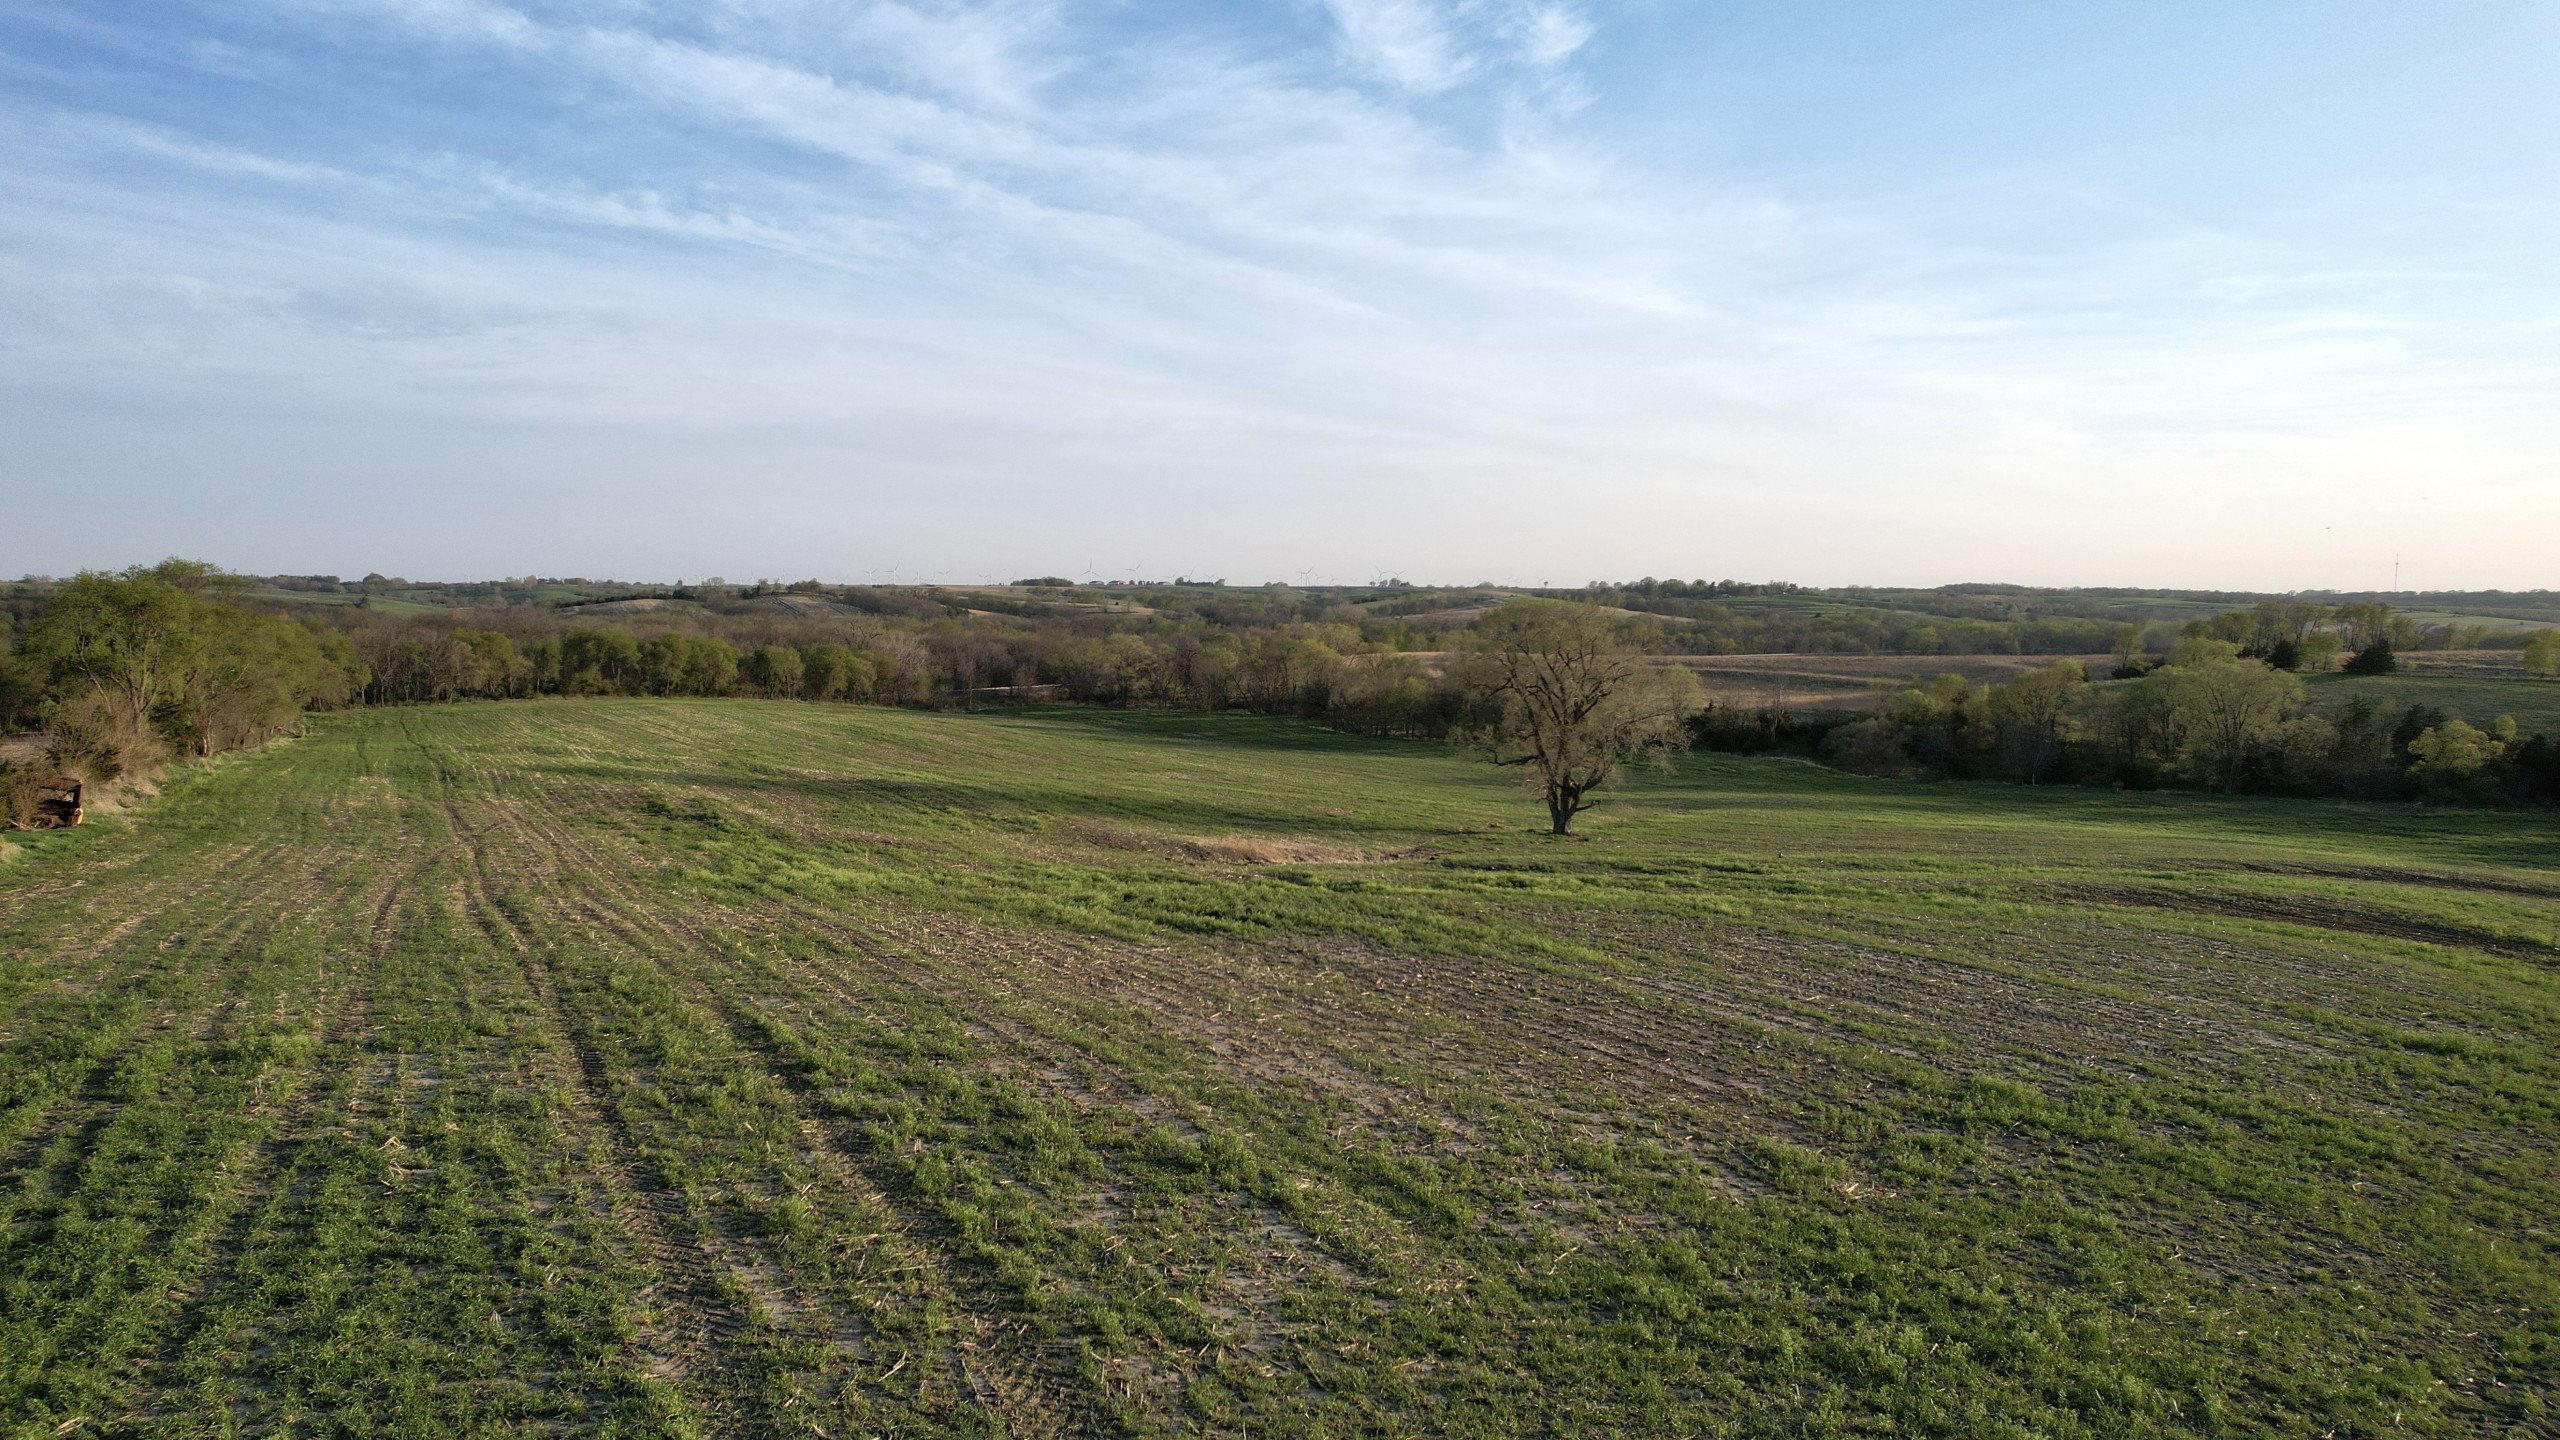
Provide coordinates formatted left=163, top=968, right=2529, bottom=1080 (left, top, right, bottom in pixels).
left=528, top=817, right=1697, bottom=1426
left=0, top=841, right=313, bottom=1202
left=428, top=787, right=762, bottom=1436
left=0, top=846, right=347, bottom=1430
left=1547, top=909, right=2344, bottom=1083
left=691, top=896, right=1406, bottom=1404
left=0, top=830, right=295, bottom=1006
left=843, top=908, right=1801, bottom=1150
left=133, top=766, right=701, bottom=1440
left=115, top=861, right=404, bottom=1428
left=412, top=718, right=1008, bottom=1433
left=2068, top=884, right=2560, bottom=965
left=711, top=872, right=2499, bottom=1393
left=479, top=788, right=1091, bottom=1436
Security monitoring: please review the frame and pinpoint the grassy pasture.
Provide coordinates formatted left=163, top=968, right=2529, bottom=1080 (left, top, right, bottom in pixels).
left=2393, top=610, right=2560, bottom=634
left=1675, top=653, right=2118, bottom=713
left=2304, top=672, right=2560, bottom=737
left=1, top=699, right=2555, bottom=1437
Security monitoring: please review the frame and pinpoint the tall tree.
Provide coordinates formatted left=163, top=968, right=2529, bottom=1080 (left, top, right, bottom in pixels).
left=1989, top=660, right=2088, bottom=783
left=2150, top=640, right=2305, bottom=794
left=1456, top=600, right=1699, bottom=835
left=2524, top=630, right=2560, bottom=680
left=18, top=565, right=207, bottom=736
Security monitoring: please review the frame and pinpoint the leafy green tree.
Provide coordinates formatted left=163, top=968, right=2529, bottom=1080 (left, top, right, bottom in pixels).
left=640, top=634, right=739, bottom=696
left=522, top=635, right=563, bottom=694
left=2407, top=716, right=2515, bottom=800
left=743, top=644, right=805, bottom=697
left=0, top=647, right=44, bottom=731
left=18, top=565, right=207, bottom=738
left=799, top=643, right=856, bottom=700
left=2524, top=630, right=2560, bottom=679
left=1455, top=600, right=1700, bottom=834
left=1236, top=634, right=1343, bottom=715
left=19, top=561, right=362, bottom=767
left=841, top=651, right=887, bottom=702
left=1327, top=655, right=1442, bottom=738
left=171, top=611, right=346, bottom=754
left=1989, top=660, right=2088, bottom=783
left=452, top=629, right=523, bottom=697
left=1883, top=674, right=1994, bottom=775
left=2108, top=624, right=2150, bottom=679
left=2147, top=640, right=2305, bottom=793
left=2332, top=603, right=2397, bottom=653
left=2343, top=636, right=2398, bottom=675
left=560, top=629, right=643, bottom=694
left=1821, top=717, right=1914, bottom=777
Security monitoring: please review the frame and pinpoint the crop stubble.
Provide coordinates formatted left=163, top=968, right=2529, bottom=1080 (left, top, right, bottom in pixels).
left=2, top=698, right=2554, bottom=1437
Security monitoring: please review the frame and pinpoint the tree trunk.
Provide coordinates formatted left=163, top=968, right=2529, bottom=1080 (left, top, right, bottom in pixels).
left=1547, top=783, right=1579, bottom=835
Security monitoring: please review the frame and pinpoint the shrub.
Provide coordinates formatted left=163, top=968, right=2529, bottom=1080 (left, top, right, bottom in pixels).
left=2525, top=630, right=2560, bottom=679
left=44, top=684, right=155, bottom=786
left=1823, top=717, right=1914, bottom=777
left=0, top=762, right=40, bottom=829
left=743, top=645, right=805, bottom=697
left=2407, top=716, right=2516, bottom=801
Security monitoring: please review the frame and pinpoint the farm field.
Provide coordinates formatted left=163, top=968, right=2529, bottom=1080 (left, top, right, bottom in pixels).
left=1673, top=653, right=2118, bottom=713
left=2304, top=672, right=2560, bottom=737
left=2, top=700, right=2556, bottom=1437
left=1673, top=653, right=2560, bottom=732
left=2382, top=652, right=2539, bottom=680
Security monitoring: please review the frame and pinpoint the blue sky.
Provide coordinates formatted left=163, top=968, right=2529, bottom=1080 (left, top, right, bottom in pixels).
left=3, top=1, right=2554, bottom=587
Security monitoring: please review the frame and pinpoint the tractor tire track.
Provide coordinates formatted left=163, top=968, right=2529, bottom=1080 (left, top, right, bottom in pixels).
left=485, top=794, right=1090, bottom=1438
left=118, top=861, right=409, bottom=1428
left=433, top=792, right=763, bottom=1436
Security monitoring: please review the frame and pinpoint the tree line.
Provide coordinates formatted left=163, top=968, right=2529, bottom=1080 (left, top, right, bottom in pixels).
left=0, top=563, right=366, bottom=823
left=0, top=568, right=1696, bottom=835
left=7, top=567, right=2555, bottom=827
left=1787, top=637, right=2560, bottom=804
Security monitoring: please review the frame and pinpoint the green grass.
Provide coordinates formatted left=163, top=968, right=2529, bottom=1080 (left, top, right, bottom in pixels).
left=2, top=699, right=2555, bottom=1437
left=2393, top=609, right=2560, bottom=634
left=2305, top=671, right=2560, bottom=736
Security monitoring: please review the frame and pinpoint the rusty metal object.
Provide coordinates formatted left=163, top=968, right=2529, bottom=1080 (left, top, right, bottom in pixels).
left=31, top=775, right=83, bottom=829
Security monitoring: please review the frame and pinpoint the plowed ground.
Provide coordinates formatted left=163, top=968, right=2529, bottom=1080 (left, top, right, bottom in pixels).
left=3, top=700, right=2555, bottom=1438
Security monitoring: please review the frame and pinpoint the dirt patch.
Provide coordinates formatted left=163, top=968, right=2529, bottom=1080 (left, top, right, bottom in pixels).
left=563, top=597, right=702, bottom=616
left=1668, top=654, right=2116, bottom=713
left=748, top=595, right=856, bottom=618
left=2066, top=884, right=2559, bottom=964
left=1065, top=820, right=1372, bottom=866
left=2222, top=859, right=2560, bottom=903
left=2394, top=650, right=2532, bottom=678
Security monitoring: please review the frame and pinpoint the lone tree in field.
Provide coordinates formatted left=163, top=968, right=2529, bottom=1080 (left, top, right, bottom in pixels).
left=2525, top=629, right=2560, bottom=679
left=1457, top=600, right=1700, bottom=835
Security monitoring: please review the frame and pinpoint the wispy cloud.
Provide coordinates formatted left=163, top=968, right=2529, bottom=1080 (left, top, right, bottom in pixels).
left=1318, top=0, right=1473, bottom=92
left=2, top=0, right=2553, bottom=586
left=1507, top=4, right=1593, bottom=68
left=1315, top=0, right=1594, bottom=92
left=50, top=112, right=354, bottom=186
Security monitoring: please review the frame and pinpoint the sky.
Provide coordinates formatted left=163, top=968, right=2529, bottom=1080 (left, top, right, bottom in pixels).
left=2, top=0, right=2555, bottom=589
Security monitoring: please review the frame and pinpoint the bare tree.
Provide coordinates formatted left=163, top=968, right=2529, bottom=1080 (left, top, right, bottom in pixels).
left=1457, top=600, right=1700, bottom=835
